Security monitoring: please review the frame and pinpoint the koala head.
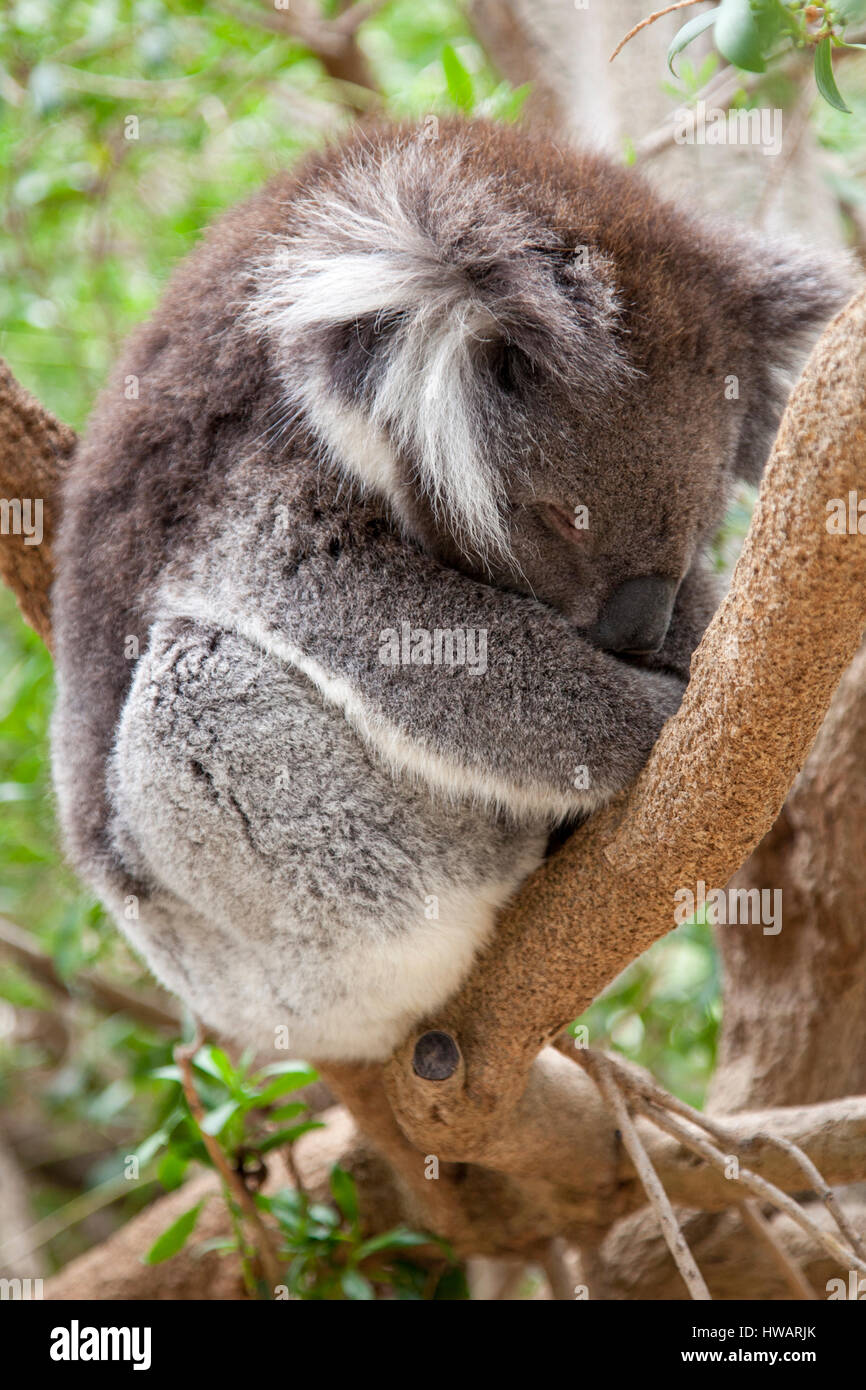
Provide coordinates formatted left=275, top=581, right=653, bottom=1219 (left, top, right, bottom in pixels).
left=247, top=118, right=852, bottom=655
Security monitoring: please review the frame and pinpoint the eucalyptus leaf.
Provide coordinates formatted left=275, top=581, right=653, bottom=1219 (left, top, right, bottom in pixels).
left=157, top=1151, right=189, bottom=1191
left=330, top=1164, right=360, bottom=1224
left=144, top=1201, right=203, bottom=1264
left=199, top=1098, right=240, bottom=1136
left=356, top=1227, right=433, bottom=1261
left=714, top=0, right=766, bottom=72
left=135, top=1128, right=168, bottom=1166
left=192, top=1044, right=235, bottom=1085
left=150, top=1064, right=183, bottom=1083
left=814, top=36, right=851, bottom=113
left=340, top=1268, right=374, bottom=1300
left=668, top=7, right=720, bottom=75
left=442, top=43, right=474, bottom=111
left=253, top=1061, right=317, bottom=1087
left=267, top=1101, right=307, bottom=1123
left=257, top=1120, right=323, bottom=1154
left=249, top=1073, right=312, bottom=1108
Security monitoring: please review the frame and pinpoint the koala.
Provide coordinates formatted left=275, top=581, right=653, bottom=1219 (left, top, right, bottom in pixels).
left=51, top=119, right=850, bottom=1062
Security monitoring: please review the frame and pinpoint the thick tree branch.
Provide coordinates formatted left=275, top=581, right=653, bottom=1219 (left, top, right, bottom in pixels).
left=37, top=1082, right=866, bottom=1296
left=381, top=286, right=866, bottom=1161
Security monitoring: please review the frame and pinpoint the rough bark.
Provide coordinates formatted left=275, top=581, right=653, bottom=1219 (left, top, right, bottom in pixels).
left=0, top=358, right=74, bottom=645
left=710, top=642, right=866, bottom=1113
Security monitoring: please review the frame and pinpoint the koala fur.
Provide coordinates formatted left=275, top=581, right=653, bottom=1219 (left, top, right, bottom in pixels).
left=51, top=118, right=851, bottom=1061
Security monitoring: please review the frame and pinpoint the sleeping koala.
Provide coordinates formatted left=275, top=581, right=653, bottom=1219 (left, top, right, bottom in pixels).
left=51, top=119, right=849, bottom=1061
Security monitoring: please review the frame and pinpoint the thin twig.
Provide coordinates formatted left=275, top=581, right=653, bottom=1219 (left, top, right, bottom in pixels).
left=175, top=1029, right=283, bottom=1293
left=580, top=1052, right=711, bottom=1299
left=639, top=1098, right=866, bottom=1275
left=746, top=1131, right=866, bottom=1263
left=599, top=1050, right=866, bottom=1262
left=284, top=1145, right=307, bottom=1197
left=610, top=0, right=707, bottom=62
left=636, top=25, right=866, bottom=161
left=0, top=915, right=180, bottom=1031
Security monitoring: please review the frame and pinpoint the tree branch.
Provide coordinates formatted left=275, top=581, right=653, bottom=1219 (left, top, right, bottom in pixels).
left=0, top=915, right=180, bottom=1032
left=380, top=286, right=866, bottom=1163
left=213, top=0, right=384, bottom=106
left=0, top=359, right=74, bottom=647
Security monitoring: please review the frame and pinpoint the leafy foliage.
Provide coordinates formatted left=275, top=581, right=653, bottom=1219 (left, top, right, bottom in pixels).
left=669, top=0, right=866, bottom=111
left=142, top=1045, right=464, bottom=1298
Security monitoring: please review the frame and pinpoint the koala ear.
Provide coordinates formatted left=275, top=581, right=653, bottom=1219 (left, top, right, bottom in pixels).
left=732, top=243, right=857, bottom=484
left=323, top=311, right=405, bottom=404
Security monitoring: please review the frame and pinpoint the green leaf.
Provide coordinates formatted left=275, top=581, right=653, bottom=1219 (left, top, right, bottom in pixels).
left=144, top=1202, right=203, bottom=1264
left=714, top=0, right=766, bottom=72
left=356, top=1227, right=434, bottom=1261
left=192, top=1044, right=235, bottom=1086
left=150, top=1064, right=182, bottom=1083
left=257, top=1121, right=324, bottom=1154
left=267, top=1101, right=307, bottom=1123
left=200, top=1098, right=240, bottom=1136
left=340, top=1268, right=374, bottom=1300
left=253, top=1061, right=317, bottom=1087
left=433, top=1265, right=471, bottom=1300
left=441, top=43, right=474, bottom=111
left=668, top=8, right=720, bottom=74
left=307, top=1202, right=340, bottom=1229
left=814, top=36, right=851, bottom=112
left=330, top=1164, right=359, bottom=1225
left=195, top=1237, right=236, bottom=1255
left=135, top=1128, right=169, bottom=1166
left=156, top=1151, right=189, bottom=1191
left=249, top=1074, right=311, bottom=1108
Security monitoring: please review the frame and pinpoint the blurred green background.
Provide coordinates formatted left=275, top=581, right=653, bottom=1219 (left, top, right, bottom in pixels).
left=1, top=0, right=864, bottom=1278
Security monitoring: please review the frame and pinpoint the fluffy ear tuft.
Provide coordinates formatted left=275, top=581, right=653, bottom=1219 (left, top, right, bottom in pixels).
left=733, top=241, right=858, bottom=483
left=243, top=131, right=631, bottom=560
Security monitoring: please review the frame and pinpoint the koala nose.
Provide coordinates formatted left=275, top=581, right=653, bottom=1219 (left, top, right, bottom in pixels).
left=589, top=575, right=678, bottom=655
